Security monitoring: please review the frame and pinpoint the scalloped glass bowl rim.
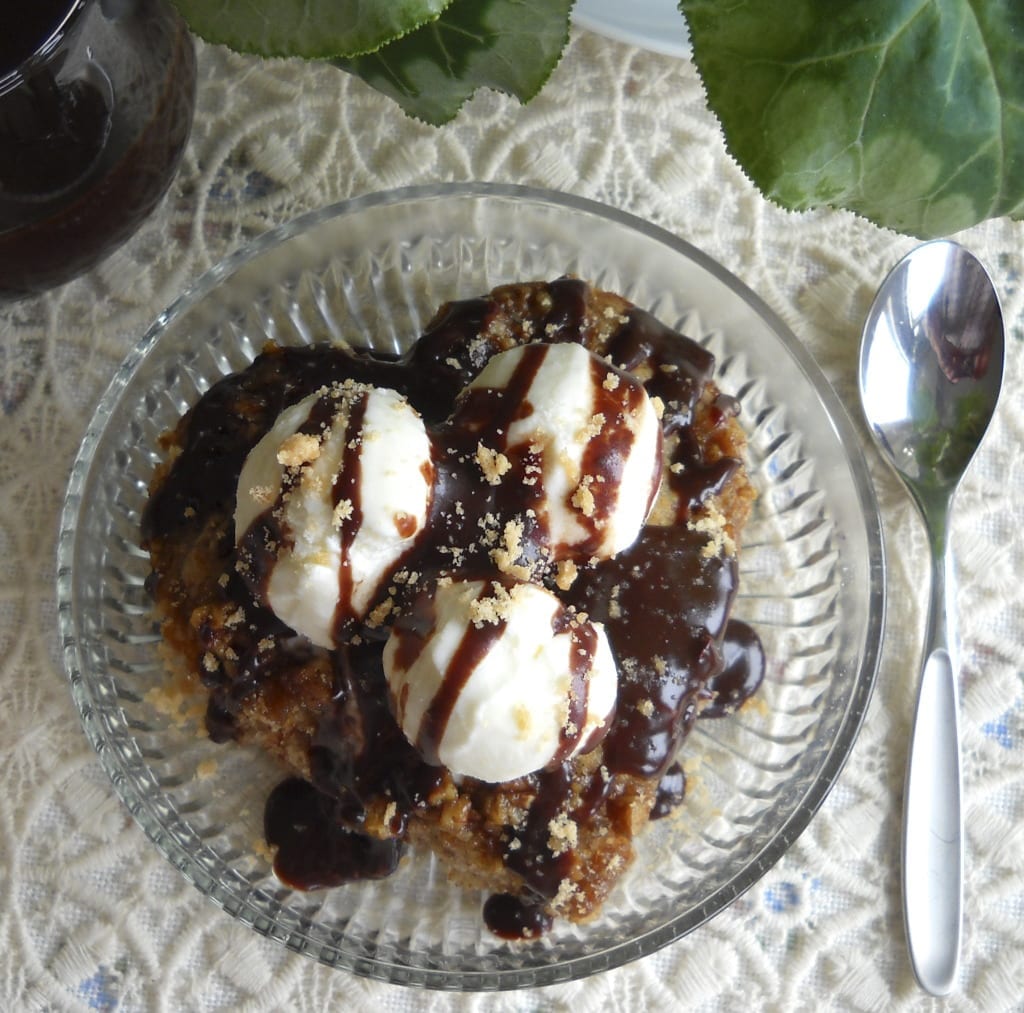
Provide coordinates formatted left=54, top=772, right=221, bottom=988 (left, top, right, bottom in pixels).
left=57, top=182, right=885, bottom=990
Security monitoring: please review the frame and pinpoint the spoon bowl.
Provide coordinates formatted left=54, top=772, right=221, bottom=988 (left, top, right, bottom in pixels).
left=859, top=239, right=1004, bottom=996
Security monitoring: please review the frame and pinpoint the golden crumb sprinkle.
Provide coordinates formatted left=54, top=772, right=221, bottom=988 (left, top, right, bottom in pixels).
left=247, top=483, right=276, bottom=507
left=571, top=476, right=596, bottom=518
left=688, top=503, right=737, bottom=558
left=468, top=587, right=507, bottom=626
left=650, top=396, right=665, bottom=420
left=366, top=597, right=395, bottom=628
left=551, top=876, right=582, bottom=913
left=475, top=442, right=512, bottom=485
left=547, top=812, right=578, bottom=856
left=602, top=371, right=620, bottom=391
left=490, top=518, right=533, bottom=581
left=301, top=471, right=326, bottom=494
left=555, top=559, right=578, bottom=591
left=468, top=580, right=527, bottom=626
left=332, top=498, right=354, bottom=528
left=583, top=412, right=606, bottom=439
left=636, top=698, right=655, bottom=717
left=607, top=583, right=623, bottom=620
left=276, top=432, right=321, bottom=468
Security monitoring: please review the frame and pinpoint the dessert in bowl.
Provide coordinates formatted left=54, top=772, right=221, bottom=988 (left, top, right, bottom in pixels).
left=141, top=277, right=762, bottom=939
left=58, top=184, right=883, bottom=988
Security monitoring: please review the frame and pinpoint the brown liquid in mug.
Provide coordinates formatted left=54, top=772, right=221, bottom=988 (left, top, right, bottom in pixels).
left=0, top=1, right=196, bottom=298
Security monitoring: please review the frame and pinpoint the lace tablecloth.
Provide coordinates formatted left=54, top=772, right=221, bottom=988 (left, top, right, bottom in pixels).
left=3, top=28, right=1022, bottom=1012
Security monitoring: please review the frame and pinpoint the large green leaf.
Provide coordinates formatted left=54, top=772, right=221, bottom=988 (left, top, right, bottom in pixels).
left=680, top=0, right=1024, bottom=237
left=172, top=0, right=453, bottom=59
left=337, top=0, right=574, bottom=125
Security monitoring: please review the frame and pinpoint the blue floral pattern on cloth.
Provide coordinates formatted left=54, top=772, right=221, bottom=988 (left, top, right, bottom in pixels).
left=76, top=967, right=119, bottom=1011
left=764, top=881, right=801, bottom=914
left=982, top=700, right=1020, bottom=749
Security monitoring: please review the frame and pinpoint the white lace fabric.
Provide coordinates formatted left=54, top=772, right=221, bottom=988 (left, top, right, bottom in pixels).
left=2, top=31, right=1023, bottom=1012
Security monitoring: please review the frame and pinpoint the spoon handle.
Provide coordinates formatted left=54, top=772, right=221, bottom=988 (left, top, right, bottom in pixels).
left=902, top=543, right=963, bottom=996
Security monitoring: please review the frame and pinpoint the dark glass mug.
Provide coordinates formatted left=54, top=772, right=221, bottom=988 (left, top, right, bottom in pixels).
left=0, top=0, right=196, bottom=300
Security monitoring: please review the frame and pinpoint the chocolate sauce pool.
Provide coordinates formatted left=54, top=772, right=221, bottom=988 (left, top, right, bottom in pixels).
left=142, top=279, right=765, bottom=937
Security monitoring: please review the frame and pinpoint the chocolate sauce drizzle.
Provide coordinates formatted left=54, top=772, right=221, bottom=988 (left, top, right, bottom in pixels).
left=142, top=279, right=765, bottom=935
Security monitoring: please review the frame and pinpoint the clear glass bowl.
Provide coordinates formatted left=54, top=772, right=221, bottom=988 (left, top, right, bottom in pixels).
left=56, top=183, right=884, bottom=990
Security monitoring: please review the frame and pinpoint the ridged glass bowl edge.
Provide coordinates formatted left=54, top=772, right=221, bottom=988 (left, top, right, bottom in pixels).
left=55, top=181, right=886, bottom=990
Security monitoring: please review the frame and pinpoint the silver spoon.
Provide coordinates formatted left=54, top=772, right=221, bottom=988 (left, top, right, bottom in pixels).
left=859, top=240, right=1004, bottom=996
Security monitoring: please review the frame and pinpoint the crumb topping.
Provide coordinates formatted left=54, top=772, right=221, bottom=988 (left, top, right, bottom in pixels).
left=688, top=502, right=736, bottom=558
left=468, top=581, right=523, bottom=626
left=571, top=476, right=596, bottom=517
left=475, top=442, right=512, bottom=485
left=555, top=559, right=578, bottom=591
left=331, top=498, right=354, bottom=527
left=547, top=812, right=579, bottom=856
left=276, top=432, right=322, bottom=468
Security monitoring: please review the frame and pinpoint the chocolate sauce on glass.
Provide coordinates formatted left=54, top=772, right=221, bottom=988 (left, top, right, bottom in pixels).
left=565, top=524, right=738, bottom=778
left=650, top=761, right=687, bottom=820
left=701, top=620, right=766, bottom=719
left=265, top=777, right=402, bottom=889
left=483, top=893, right=553, bottom=940
left=143, top=280, right=766, bottom=935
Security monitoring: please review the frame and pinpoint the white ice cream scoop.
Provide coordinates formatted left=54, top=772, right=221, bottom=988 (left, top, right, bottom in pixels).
left=455, top=342, right=662, bottom=561
left=234, top=381, right=434, bottom=647
left=383, top=577, right=618, bottom=783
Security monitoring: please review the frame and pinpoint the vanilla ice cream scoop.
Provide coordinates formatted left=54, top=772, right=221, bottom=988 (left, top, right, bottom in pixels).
left=234, top=381, right=434, bottom=647
left=453, top=342, right=662, bottom=561
left=383, top=577, right=617, bottom=783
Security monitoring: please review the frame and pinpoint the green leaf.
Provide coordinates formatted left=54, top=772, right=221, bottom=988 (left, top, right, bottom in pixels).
left=172, top=0, right=453, bottom=59
left=680, top=0, right=1024, bottom=237
left=336, top=0, right=573, bottom=125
